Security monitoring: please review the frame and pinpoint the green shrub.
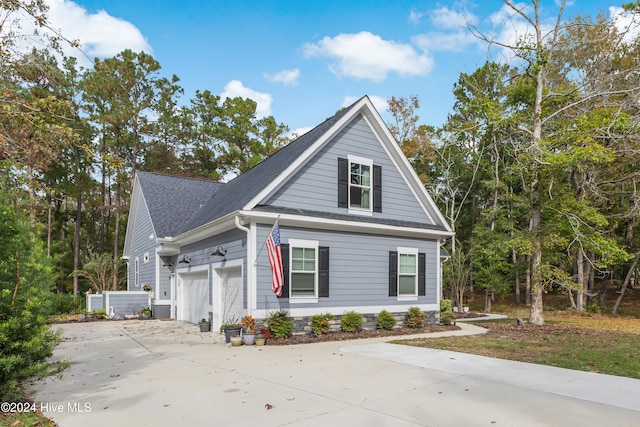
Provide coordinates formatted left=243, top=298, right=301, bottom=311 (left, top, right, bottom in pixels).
left=340, top=311, right=363, bottom=332
left=310, top=313, right=334, bottom=335
left=440, top=311, right=455, bottom=325
left=406, top=307, right=425, bottom=328
left=440, top=298, right=453, bottom=313
left=376, top=310, right=396, bottom=330
left=268, top=309, right=293, bottom=339
left=0, top=185, right=66, bottom=402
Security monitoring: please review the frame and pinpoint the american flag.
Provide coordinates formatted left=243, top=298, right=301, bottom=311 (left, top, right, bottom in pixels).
left=266, top=221, right=284, bottom=296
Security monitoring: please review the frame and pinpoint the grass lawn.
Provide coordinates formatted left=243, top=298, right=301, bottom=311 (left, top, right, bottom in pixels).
left=393, top=312, right=640, bottom=379
left=1, top=411, right=55, bottom=427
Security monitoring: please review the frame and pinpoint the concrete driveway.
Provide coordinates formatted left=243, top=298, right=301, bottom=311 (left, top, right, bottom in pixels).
left=28, top=320, right=640, bottom=426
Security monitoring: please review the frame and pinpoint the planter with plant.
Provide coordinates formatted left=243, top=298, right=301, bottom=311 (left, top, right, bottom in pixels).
left=241, top=315, right=257, bottom=345
left=267, top=309, right=293, bottom=339
left=199, top=318, right=210, bottom=332
left=138, top=306, right=151, bottom=319
left=220, top=321, right=242, bottom=343
left=255, top=333, right=266, bottom=346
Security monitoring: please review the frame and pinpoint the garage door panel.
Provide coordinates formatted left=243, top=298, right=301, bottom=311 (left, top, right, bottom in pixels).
left=179, top=271, right=209, bottom=324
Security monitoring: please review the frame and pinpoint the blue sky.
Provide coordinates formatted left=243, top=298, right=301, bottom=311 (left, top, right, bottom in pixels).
left=39, top=0, right=634, bottom=135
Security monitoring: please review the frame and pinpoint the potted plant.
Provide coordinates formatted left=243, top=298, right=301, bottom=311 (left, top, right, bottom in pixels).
left=230, top=333, right=243, bottom=346
left=259, top=320, right=271, bottom=339
left=220, top=320, right=242, bottom=343
left=241, top=315, right=257, bottom=345
left=255, top=333, right=266, bottom=346
left=139, top=307, right=151, bottom=319
left=199, top=318, right=210, bottom=332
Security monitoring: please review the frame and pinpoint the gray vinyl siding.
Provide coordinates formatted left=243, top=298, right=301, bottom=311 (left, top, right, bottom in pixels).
left=266, top=115, right=433, bottom=225
left=254, top=224, right=438, bottom=311
left=86, top=294, right=104, bottom=312
left=156, top=262, right=171, bottom=303
left=180, top=229, right=247, bottom=307
left=105, top=292, right=149, bottom=317
left=128, top=186, right=158, bottom=291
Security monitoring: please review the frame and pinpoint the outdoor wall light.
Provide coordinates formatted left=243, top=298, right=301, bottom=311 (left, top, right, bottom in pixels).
left=211, top=246, right=227, bottom=257
left=178, top=255, right=191, bottom=264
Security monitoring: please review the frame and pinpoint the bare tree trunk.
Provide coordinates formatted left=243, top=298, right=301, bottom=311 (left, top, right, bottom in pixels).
left=529, top=207, right=544, bottom=325
left=525, top=257, right=531, bottom=306
left=514, top=251, right=521, bottom=305
left=576, top=246, right=586, bottom=311
left=73, top=194, right=82, bottom=297
left=568, top=289, right=576, bottom=309
left=484, top=289, right=493, bottom=313
left=612, top=252, right=640, bottom=314
left=112, top=180, right=121, bottom=291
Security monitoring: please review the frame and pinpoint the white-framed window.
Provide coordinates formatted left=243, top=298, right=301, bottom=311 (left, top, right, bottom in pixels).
left=348, top=155, right=373, bottom=212
left=398, top=247, right=418, bottom=297
left=289, top=239, right=318, bottom=299
left=134, top=257, right=140, bottom=288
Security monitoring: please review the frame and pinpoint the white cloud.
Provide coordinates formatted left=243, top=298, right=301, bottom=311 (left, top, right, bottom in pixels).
left=220, top=80, right=273, bottom=118
left=430, top=7, right=477, bottom=29
left=341, top=95, right=388, bottom=113
left=409, top=10, right=426, bottom=24
left=264, top=68, right=300, bottom=86
left=609, top=6, right=640, bottom=45
left=412, top=31, right=478, bottom=52
left=303, top=31, right=433, bottom=82
left=43, top=0, right=151, bottom=67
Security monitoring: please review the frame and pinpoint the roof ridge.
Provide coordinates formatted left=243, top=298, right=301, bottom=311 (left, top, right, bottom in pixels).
left=137, top=170, right=223, bottom=185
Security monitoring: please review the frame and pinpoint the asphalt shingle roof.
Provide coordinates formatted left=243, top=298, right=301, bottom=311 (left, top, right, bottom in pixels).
left=136, top=171, right=223, bottom=238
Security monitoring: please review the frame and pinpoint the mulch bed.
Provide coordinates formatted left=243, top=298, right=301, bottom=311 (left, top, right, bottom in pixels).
left=266, top=324, right=460, bottom=345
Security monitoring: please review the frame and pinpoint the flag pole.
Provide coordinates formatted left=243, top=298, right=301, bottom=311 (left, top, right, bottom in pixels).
left=254, top=215, right=281, bottom=267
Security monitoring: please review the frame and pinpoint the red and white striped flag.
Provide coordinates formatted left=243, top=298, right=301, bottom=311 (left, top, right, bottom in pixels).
left=266, top=221, right=283, bottom=296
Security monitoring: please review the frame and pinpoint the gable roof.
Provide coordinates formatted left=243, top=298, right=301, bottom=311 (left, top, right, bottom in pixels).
left=136, top=171, right=223, bottom=238
left=160, top=95, right=451, bottom=239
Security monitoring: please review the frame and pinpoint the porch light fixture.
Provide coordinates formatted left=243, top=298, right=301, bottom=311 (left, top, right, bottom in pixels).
left=178, top=255, right=191, bottom=264
left=211, top=246, right=227, bottom=257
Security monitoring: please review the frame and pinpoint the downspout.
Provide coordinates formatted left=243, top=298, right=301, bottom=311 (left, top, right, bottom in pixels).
left=234, top=215, right=252, bottom=315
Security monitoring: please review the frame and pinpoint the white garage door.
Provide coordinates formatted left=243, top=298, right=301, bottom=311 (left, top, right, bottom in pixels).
left=178, top=271, right=209, bottom=324
left=218, top=267, right=242, bottom=326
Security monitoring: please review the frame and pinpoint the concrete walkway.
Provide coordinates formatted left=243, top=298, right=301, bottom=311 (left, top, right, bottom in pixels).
left=28, top=320, right=640, bottom=426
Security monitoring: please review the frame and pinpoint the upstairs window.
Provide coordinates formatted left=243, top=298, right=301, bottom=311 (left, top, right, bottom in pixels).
left=349, top=158, right=372, bottom=210
left=338, top=156, right=381, bottom=213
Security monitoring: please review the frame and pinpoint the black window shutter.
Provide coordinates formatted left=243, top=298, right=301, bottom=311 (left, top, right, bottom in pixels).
left=319, top=246, right=330, bottom=297
left=389, top=251, right=398, bottom=296
left=338, top=157, right=348, bottom=207
left=373, top=165, right=382, bottom=212
left=418, top=253, right=426, bottom=296
left=279, top=244, right=289, bottom=298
